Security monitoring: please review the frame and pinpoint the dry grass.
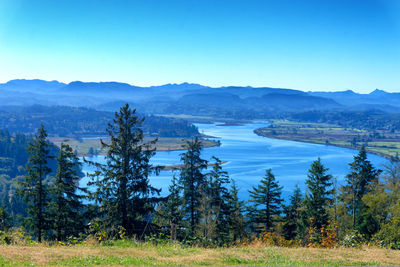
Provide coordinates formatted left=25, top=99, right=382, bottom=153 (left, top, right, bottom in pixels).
left=0, top=243, right=400, bottom=266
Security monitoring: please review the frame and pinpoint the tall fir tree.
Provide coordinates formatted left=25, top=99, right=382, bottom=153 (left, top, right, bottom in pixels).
left=179, top=137, right=207, bottom=235
left=87, top=104, right=160, bottom=236
left=248, top=169, right=283, bottom=233
left=282, top=185, right=303, bottom=240
left=226, top=180, right=246, bottom=242
left=18, top=124, right=52, bottom=242
left=196, top=184, right=217, bottom=240
left=340, top=146, right=381, bottom=228
left=50, top=142, right=86, bottom=241
left=304, top=158, right=333, bottom=231
left=207, top=156, right=231, bottom=244
left=164, top=174, right=184, bottom=240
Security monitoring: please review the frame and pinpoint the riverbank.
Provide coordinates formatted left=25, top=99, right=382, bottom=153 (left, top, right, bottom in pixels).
left=50, top=137, right=219, bottom=156
left=254, top=120, right=400, bottom=160
left=0, top=242, right=399, bottom=266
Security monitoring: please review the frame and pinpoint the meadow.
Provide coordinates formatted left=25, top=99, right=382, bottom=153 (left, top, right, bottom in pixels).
left=1, top=241, right=400, bottom=266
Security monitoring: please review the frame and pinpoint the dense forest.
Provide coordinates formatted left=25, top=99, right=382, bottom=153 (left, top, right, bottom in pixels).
left=1, top=104, right=400, bottom=251
left=0, top=105, right=199, bottom=138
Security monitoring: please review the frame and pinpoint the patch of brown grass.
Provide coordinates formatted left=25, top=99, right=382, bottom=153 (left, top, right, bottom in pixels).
left=1, top=244, right=400, bottom=266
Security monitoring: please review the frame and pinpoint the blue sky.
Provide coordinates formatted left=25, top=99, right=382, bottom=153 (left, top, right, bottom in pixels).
left=0, top=0, right=399, bottom=93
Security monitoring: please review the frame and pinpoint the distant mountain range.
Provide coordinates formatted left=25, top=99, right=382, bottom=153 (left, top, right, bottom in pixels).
left=0, top=79, right=398, bottom=118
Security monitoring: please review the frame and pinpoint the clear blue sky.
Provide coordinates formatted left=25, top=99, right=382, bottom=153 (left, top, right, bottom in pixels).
left=0, top=0, right=399, bottom=93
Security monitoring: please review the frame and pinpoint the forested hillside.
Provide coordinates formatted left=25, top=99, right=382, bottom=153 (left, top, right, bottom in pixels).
left=0, top=105, right=199, bottom=138
left=3, top=79, right=400, bottom=121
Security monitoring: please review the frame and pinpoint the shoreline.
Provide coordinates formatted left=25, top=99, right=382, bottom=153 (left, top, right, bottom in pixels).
left=253, top=128, right=392, bottom=161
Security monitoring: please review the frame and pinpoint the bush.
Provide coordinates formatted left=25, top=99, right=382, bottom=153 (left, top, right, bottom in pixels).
left=374, top=218, right=400, bottom=249
left=0, top=227, right=31, bottom=245
left=341, top=230, right=365, bottom=248
left=236, top=232, right=295, bottom=247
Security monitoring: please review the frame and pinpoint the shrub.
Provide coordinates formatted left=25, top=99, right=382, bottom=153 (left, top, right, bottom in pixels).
left=341, top=230, right=365, bottom=248
left=374, top=218, right=400, bottom=249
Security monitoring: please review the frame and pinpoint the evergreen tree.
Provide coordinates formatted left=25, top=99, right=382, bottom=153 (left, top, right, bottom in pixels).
left=164, top=174, right=184, bottom=240
left=282, top=185, right=303, bottom=240
left=179, top=137, right=207, bottom=235
left=18, top=124, right=52, bottom=242
left=87, top=104, right=160, bottom=236
left=50, top=142, right=86, bottom=241
left=207, top=157, right=230, bottom=244
left=0, top=207, right=10, bottom=231
left=340, top=146, right=381, bottom=228
left=304, top=158, right=333, bottom=231
left=226, top=180, right=246, bottom=242
left=248, top=169, right=283, bottom=233
left=196, top=185, right=217, bottom=240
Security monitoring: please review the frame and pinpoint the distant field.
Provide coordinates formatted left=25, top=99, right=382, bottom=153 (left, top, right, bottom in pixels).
left=49, top=137, right=218, bottom=156
left=0, top=243, right=399, bottom=266
left=255, top=120, right=400, bottom=159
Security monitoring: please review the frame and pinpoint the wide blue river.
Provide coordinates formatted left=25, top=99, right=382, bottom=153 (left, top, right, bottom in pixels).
left=80, top=122, right=388, bottom=201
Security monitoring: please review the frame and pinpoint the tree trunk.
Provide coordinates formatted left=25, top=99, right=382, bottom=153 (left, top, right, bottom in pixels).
left=171, top=223, right=177, bottom=241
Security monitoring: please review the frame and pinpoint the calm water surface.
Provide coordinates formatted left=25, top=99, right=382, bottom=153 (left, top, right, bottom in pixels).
left=80, top=122, right=389, bottom=201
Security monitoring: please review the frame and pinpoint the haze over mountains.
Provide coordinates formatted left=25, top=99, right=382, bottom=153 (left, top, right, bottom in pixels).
left=0, top=79, right=399, bottom=117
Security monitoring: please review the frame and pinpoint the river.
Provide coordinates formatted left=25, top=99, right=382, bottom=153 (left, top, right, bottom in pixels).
left=80, top=122, right=389, bottom=201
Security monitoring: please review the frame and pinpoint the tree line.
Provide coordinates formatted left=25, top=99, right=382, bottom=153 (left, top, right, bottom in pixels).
left=1, top=103, right=400, bottom=249
left=0, top=105, right=199, bottom=138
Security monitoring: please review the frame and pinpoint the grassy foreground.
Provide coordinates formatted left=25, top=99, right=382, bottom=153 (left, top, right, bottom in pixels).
left=0, top=242, right=400, bottom=266
left=255, top=120, right=400, bottom=159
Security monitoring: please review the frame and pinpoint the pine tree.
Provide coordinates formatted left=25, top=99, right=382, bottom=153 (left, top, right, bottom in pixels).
left=179, top=137, right=207, bottom=235
left=164, top=174, right=184, bottom=240
left=304, top=158, right=333, bottom=231
left=196, top=185, right=217, bottom=240
left=248, top=169, right=283, bottom=233
left=340, top=146, right=381, bottom=228
left=226, top=180, right=246, bottom=242
left=282, top=185, right=303, bottom=240
left=207, top=156, right=230, bottom=244
left=18, top=124, right=52, bottom=242
left=50, top=142, right=86, bottom=241
left=87, top=104, right=160, bottom=236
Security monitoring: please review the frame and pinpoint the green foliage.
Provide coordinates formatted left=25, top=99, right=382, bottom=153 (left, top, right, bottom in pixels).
left=204, top=157, right=231, bottom=244
left=341, top=230, right=366, bottom=248
left=49, top=143, right=86, bottom=241
left=226, top=181, right=246, bottom=242
left=282, top=185, right=303, bottom=240
left=375, top=218, right=400, bottom=249
left=247, top=169, right=283, bottom=233
left=179, top=137, right=207, bottom=235
left=303, top=158, right=333, bottom=239
left=17, top=124, right=52, bottom=242
left=154, top=174, right=184, bottom=241
left=340, top=146, right=381, bottom=231
left=0, top=105, right=199, bottom=138
left=87, top=104, right=161, bottom=236
left=0, top=207, right=10, bottom=231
